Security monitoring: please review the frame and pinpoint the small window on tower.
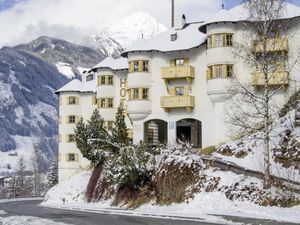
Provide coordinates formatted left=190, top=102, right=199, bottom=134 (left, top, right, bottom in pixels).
left=108, top=76, right=113, bottom=85
left=175, top=87, right=184, bottom=96
left=68, top=96, right=76, bottom=105
left=68, top=153, right=75, bottom=162
left=175, top=59, right=184, bottom=67
left=133, top=61, right=139, bottom=72
left=225, top=34, right=233, bottom=46
left=133, top=89, right=139, bottom=99
left=101, top=76, right=106, bottom=85
left=100, top=99, right=105, bottom=108
left=69, top=115, right=76, bottom=123
left=143, top=61, right=149, bottom=72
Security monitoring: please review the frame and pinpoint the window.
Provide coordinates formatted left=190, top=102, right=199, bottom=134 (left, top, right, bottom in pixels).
left=107, top=121, right=114, bottom=130
left=100, top=99, right=106, bottom=108
left=143, top=61, right=149, bottom=72
left=268, top=63, right=277, bottom=72
left=215, top=34, right=223, bottom=47
left=108, top=76, right=113, bottom=85
left=86, top=74, right=94, bottom=81
left=215, top=65, right=223, bottom=78
left=225, top=34, right=233, bottom=46
left=175, top=59, right=184, bottom=67
left=108, top=98, right=113, bottom=108
left=207, top=35, right=212, bottom=48
left=175, top=87, right=184, bottom=96
left=227, top=65, right=234, bottom=77
left=207, top=66, right=213, bottom=80
left=133, top=89, right=139, bottom=99
left=142, top=89, right=149, bottom=99
left=68, top=153, right=75, bottom=162
left=68, top=134, right=75, bottom=142
left=208, top=33, right=234, bottom=48
left=100, top=76, right=106, bottom=85
left=133, top=61, right=139, bottom=72
left=68, top=96, right=76, bottom=105
left=69, top=115, right=76, bottom=124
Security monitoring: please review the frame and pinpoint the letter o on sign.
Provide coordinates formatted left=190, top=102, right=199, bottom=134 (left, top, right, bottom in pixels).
left=120, top=88, right=126, bottom=98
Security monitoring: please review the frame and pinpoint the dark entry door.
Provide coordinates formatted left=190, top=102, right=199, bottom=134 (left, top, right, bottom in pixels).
left=177, top=125, right=191, bottom=143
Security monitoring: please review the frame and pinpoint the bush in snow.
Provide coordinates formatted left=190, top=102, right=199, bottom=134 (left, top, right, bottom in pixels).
left=155, top=143, right=205, bottom=205
left=104, top=144, right=154, bottom=190
left=220, top=180, right=300, bottom=207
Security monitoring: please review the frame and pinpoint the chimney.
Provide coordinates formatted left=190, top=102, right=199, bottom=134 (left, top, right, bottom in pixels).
left=175, top=14, right=186, bottom=30
left=171, top=0, right=175, bottom=28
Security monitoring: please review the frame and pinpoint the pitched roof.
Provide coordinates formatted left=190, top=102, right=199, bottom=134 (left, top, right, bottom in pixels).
left=199, top=3, right=300, bottom=32
left=121, top=22, right=206, bottom=56
left=55, top=78, right=97, bottom=94
left=92, top=57, right=128, bottom=71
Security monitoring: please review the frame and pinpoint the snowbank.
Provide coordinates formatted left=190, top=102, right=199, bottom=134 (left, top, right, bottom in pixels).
left=216, top=108, right=300, bottom=182
left=43, top=170, right=92, bottom=205
left=42, top=169, right=300, bottom=224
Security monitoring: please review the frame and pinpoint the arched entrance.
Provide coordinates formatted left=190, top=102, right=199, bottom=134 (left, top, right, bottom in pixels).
left=144, top=119, right=168, bottom=147
left=176, top=119, right=202, bottom=148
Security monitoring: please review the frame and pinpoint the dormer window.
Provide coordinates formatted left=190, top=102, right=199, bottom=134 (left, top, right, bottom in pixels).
left=86, top=74, right=94, bottom=81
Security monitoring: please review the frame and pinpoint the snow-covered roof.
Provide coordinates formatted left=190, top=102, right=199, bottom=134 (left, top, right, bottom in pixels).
left=199, top=3, right=300, bottom=32
left=55, top=78, right=97, bottom=94
left=92, top=57, right=128, bottom=71
left=121, top=22, right=206, bottom=56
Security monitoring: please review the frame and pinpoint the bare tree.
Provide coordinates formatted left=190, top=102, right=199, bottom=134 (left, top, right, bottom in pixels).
left=226, top=0, right=300, bottom=188
left=32, top=138, right=45, bottom=196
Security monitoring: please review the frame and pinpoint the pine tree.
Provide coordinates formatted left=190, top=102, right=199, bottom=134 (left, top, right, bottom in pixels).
left=111, top=105, right=129, bottom=147
left=47, top=159, right=58, bottom=188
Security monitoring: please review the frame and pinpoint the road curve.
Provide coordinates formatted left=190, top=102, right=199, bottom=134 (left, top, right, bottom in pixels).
left=0, top=200, right=298, bottom=225
left=0, top=200, right=219, bottom=225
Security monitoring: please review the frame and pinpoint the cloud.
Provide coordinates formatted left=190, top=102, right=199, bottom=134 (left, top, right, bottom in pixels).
left=0, top=0, right=223, bottom=47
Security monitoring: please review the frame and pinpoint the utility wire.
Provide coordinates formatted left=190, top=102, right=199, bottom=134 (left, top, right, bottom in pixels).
left=2, top=0, right=153, bottom=47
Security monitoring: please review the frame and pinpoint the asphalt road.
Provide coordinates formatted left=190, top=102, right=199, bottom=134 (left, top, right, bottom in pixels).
left=0, top=200, right=299, bottom=225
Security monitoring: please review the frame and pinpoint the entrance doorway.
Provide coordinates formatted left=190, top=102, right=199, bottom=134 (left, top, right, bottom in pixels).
left=176, top=119, right=202, bottom=148
left=144, top=119, right=168, bottom=147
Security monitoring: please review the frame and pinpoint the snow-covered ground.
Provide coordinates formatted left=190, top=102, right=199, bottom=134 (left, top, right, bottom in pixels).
left=215, top=108, right=300, bottom=182
left=0, top=216, right=71, bottom=225
left=42, top=170, right=300, bottom=224
left=55, top=62, right=75, bottom=79
left=0, top=136, right=35, bottom=174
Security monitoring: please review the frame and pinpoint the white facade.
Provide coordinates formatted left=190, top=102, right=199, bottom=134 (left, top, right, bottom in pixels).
left=56, top=3, right=300, bottom=182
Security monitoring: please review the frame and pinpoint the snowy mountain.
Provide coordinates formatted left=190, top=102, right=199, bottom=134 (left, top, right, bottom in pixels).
left=0, top=47, right=69, bottom=175
left=82, top=12, right=167, bottom=56
left=15, top=36, right=106, bottom=78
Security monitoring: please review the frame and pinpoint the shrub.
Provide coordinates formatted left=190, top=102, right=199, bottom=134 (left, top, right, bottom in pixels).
left=104, top=144, right=154, bottom=190
left=155, top=143, right=205, bottom=205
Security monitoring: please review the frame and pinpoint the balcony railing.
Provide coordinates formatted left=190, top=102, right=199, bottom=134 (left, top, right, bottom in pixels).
left=251, top=37, right=288, bottom=53
left=161, top=66, right=195, bottom=83
left=251, top=71, right=289, bottom=86
left=160, top=95, right=195, bottom=112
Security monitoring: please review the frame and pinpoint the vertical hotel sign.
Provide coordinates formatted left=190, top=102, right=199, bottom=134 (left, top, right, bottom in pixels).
left=120, top=78, right=127, bottom=108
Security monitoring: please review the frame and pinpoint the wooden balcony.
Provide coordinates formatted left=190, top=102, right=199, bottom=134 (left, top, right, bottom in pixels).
left=160, top=95, right=195, bottom=112
left=251, top=37, right=288, bottom=53
left=251, top=71, right=289, bottom=86
left=161, top=66, right=195, bottom=83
